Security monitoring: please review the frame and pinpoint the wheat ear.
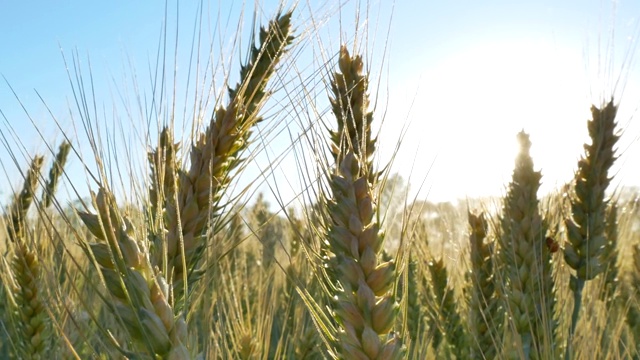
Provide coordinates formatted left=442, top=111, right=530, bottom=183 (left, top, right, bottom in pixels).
left=600, top=201, right=619, bottom=304
left=42, top=141, right=71, bottom=209
left=403, top=253, right=430, bottom=358
left=564, top=100, right=619, bottom=359
left=160, top=11, right=294, bottom=306
left=326, top=152, right=402, bottom=359
left=147, top=127, right=181, bottom=274
left=499, top=131, right=555, bottom=359
left=4, top=156, right=51, bottom=359
left=426, top=256, right=467, bottom=358
left=329, top=46, right=376, bottom=178
left=8, top=156, right=44, bottom=243
left=625, top=244, right=640, bottom=349
left=79, top=189, right=189, bottom=359
left=468, top=211, right=503, bottom=359
left=323, top=46, right=403, bottom=359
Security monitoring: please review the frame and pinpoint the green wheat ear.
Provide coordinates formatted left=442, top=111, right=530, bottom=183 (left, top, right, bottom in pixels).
left=499, top=131, right=556, bottom=359
left=564, top=100, right=619, bottom=282
left=8, top=156, right=44, bottom=243
left=152, top=10, right=294, bottom=309
left=600, top=201, right=619, bottom=304
left=563, top=100, right=619, bottom=359
left=426, top=256, right=467, bottom=359
left=467, top=211, right=503, bottom=359
left=42, top=141, right=71, bottom=209
left=626, top=243, right=640, bottom=350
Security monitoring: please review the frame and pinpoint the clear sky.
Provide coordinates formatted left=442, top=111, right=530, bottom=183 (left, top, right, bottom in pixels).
left=2, top=0, right=640, bottom=209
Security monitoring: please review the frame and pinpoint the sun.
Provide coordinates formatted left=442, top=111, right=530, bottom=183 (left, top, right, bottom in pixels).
left=382, top=38, right=597, bottom=203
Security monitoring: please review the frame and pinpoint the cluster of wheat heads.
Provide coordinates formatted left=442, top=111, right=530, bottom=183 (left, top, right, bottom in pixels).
left=396, top=100, right=631, bottom=360
left=1, top=8, right=295, bottom=359
left=2, top=3, right=640, bottom=360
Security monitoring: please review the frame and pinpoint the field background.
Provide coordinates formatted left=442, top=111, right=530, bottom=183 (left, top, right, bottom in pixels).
left=2, top=1, right=640, bottom=359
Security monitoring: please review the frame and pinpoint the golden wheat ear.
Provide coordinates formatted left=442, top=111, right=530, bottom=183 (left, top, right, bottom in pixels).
left=314, top=46, right=403, bottom=359
left=3, top=155, right=51, bottom=359
left=329, top=46, right=377, bottom=177
left=78, top=188, right=189, bottom=359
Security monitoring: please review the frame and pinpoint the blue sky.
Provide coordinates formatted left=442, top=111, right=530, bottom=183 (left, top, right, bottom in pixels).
left=2, top=0, right=640, bottom=209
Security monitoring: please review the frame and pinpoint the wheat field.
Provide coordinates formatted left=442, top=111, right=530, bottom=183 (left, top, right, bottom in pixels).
left=1, top=2, right=640, bottom=360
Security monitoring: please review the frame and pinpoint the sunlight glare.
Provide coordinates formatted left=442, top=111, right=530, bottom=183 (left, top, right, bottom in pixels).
left=382, top=39, right=597, bottom=203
